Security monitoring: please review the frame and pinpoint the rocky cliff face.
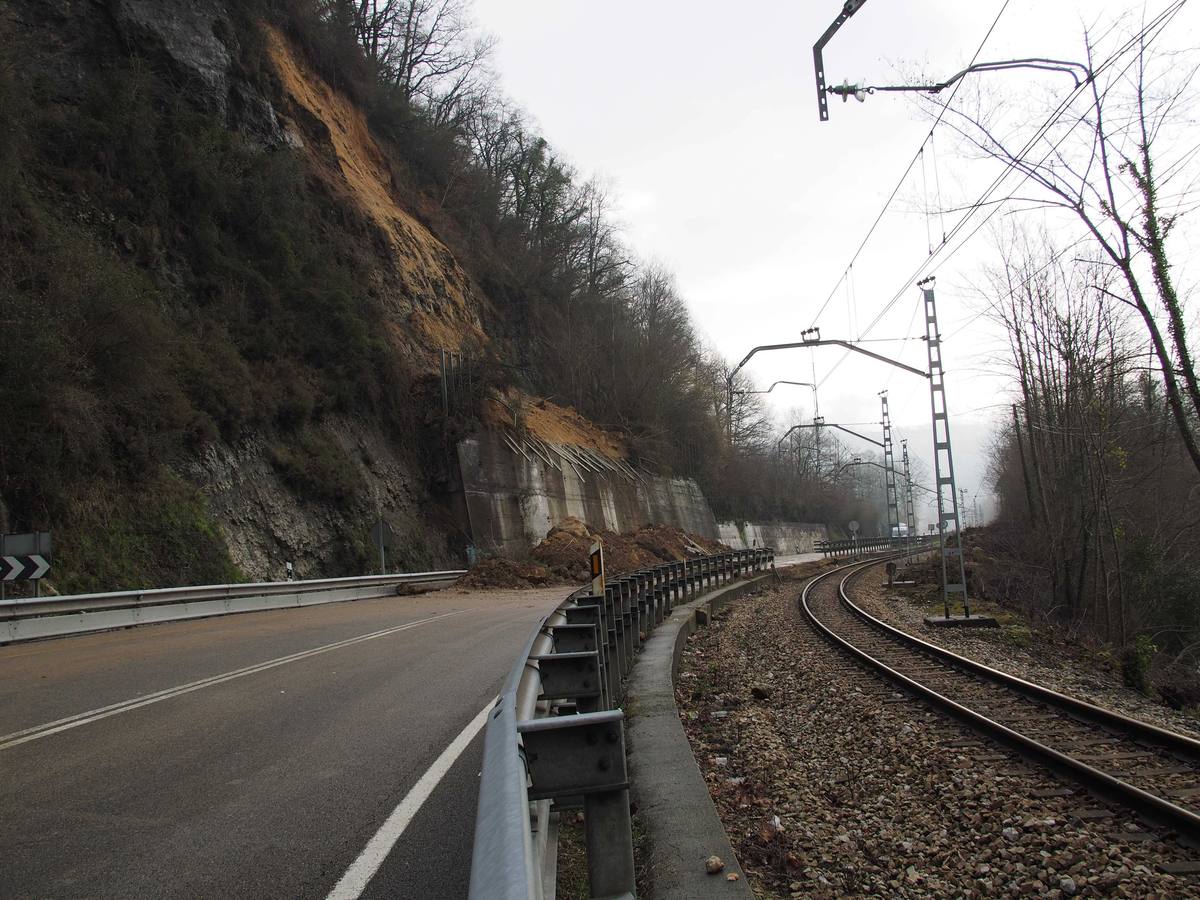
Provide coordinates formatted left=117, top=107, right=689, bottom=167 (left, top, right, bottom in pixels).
left=261, top=23, right=490, bottom=366
left=182, top=418, right=444, bottom=579
left=0, top=0, right=703, bottom=588
left=1, top=0, right=496, bottom=584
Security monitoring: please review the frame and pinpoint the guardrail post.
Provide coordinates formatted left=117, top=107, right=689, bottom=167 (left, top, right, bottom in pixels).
left=620, top=581, right=635, bottom=666
left=519, top=711, right=635, bottom=899
left=604, top=586, right=625, bottom=686
left=564, top=605, right=610, bottom=710
left=638, top=574, right=648, bottom=636
left=653, top=568, right=666, bottom=625
left=632, top=576, right=645, bottom=646
left=533, top=651, right=603, bottom=714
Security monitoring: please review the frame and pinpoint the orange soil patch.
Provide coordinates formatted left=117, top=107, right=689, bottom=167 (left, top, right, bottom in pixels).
left=263, top=24, right=486, bottom=365
left=483, top=389, right=627, bottom=459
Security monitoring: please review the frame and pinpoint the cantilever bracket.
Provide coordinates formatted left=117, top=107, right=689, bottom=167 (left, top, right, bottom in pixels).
left=814, top=0, right=869, bottom=121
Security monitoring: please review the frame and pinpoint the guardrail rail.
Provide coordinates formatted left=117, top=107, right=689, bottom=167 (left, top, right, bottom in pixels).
left=469, top=548, right=775, bottom=900
left=816, top=534, right=937, bottom=559
left=0, top=569, right=466, bottom=644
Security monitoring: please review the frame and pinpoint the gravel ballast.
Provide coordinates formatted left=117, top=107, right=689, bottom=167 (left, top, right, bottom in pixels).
left=854, top=556, right=1200, bottom=740
left=676, top=569, right=1200, bottom=898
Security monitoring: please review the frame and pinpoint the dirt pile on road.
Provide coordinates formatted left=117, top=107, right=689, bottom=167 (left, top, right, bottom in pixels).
left=458, top=518, right=731, bottom=589
left=456, top=557, right=556, bottom=589
left=532, top=517, right=729, bottom=582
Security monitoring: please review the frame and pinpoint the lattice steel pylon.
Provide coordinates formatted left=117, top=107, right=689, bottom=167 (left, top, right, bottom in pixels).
left=901, top=438, right=916, bottom=561
left=880, top=393, right=899, bottom=540
left=921, top=280, right=971, bottom=618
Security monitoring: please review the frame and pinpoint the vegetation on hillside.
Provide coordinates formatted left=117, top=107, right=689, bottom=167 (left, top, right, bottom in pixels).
left=0, top=0, right=883, bottom=590
left=981, top=231, right=1200, bottom=701
left=0, top=13, right=406, bottom=589
left=280, top=0, right=884, bottom=527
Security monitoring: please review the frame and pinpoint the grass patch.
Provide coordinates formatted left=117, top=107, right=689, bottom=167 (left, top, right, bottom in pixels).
left=555, top=812, right=589, bottom=900
left=554, top=809, right=653, bottom=899
left=49, top=471, right=242, bottom=594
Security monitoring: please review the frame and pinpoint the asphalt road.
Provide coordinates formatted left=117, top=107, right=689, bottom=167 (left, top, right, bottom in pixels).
left=0, top=584, right=569, bottom=899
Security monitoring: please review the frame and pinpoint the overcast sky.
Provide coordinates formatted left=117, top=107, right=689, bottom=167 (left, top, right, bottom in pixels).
left=474, top=0, right=1200, bottom=526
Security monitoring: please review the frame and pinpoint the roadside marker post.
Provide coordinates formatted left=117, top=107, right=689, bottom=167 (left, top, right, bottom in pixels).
left=0, top=531, right=52, bottom=598
left=371, top=519, right=394, bottom=576
left=589, top=540, right=605, bottom=598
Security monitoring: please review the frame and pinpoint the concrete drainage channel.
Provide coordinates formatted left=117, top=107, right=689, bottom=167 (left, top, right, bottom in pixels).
left=627, top=574, right=778, bottom=899
left=468, top=550, right=775, bottom=900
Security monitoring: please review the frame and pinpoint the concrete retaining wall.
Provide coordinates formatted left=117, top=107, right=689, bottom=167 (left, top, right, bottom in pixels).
left=457, top=430, right=719, bottom=557
left=717, top=520, right=830, bottom=554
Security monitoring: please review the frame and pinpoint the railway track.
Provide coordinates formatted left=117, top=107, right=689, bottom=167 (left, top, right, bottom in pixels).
left=801, top=556, right=1200, bottom=862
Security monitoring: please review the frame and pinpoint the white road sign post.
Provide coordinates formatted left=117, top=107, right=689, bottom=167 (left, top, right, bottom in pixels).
left=589, top=539, right=605, bottom=597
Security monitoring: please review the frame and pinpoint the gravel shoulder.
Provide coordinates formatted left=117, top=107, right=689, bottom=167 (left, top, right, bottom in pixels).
left=675, top=568, right=1200, bottom=898
left=856, top=555, right=1200, bottom=740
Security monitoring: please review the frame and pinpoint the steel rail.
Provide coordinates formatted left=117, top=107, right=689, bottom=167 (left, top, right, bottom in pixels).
left=836, top=569, right=1200, bottom=763
left=799, top=560, right=1200, bottom=844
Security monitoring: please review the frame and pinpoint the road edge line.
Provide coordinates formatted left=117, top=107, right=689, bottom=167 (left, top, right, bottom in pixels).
left=326, top=698, right=497, bottom=900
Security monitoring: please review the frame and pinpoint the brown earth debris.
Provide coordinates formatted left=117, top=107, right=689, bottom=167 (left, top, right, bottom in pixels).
left=458, top=517, right=729, bottom=589
left=455, top=557, right=555, bottom=590
left=532, top=517, right=728, bottom=582
left=482, top=390, right=628, bottom=459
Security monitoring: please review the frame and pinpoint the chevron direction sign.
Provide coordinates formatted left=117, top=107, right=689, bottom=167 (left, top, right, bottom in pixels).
left=0, top=532, right=52, bottom=582
left=0, top=555, right=50, bottom=581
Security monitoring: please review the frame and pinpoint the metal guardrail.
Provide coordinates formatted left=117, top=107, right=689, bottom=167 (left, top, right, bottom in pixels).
left=816, top=534, right=937, bottom=558
left=0, top=570, right=466, bottom=644
left=469, top=548, right=775, bottom=900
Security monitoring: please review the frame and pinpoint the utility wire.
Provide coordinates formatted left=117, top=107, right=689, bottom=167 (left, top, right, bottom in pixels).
left=805, top=0, right=1013, bottom=330
left=815, top=0, right=1187, bottom=390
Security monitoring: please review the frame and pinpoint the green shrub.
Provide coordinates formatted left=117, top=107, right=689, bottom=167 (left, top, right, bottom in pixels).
left=1121, top=634, right=1157, bottom=696
left=269, top=429, right=363, bottom=506
left=53, top=472, right=241, bottom=594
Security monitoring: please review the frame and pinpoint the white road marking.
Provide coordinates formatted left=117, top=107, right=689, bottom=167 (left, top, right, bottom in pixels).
left=0, top=609, right=469, bottom=751
left=326, top=699, right=496, bottom=900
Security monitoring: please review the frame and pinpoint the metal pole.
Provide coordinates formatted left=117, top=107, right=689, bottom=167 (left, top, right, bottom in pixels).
left=902, top=439, right=915, bottom=562
left=727, top=378, right=734, bottom=444
left=440, top=349, right=448, bottom=418
left=921, top=281, right=970, bottom=618
left=881, top=393, right=899, bottom=542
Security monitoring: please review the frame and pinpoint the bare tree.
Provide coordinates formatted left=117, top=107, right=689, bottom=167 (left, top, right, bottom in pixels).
left=329, top=0, right=494, bottom=118
left=938, top=19, right=1200, bottom=476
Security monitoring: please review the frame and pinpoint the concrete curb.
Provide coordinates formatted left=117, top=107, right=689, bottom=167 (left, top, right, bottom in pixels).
left=627, top=573, right=774, bottom=899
